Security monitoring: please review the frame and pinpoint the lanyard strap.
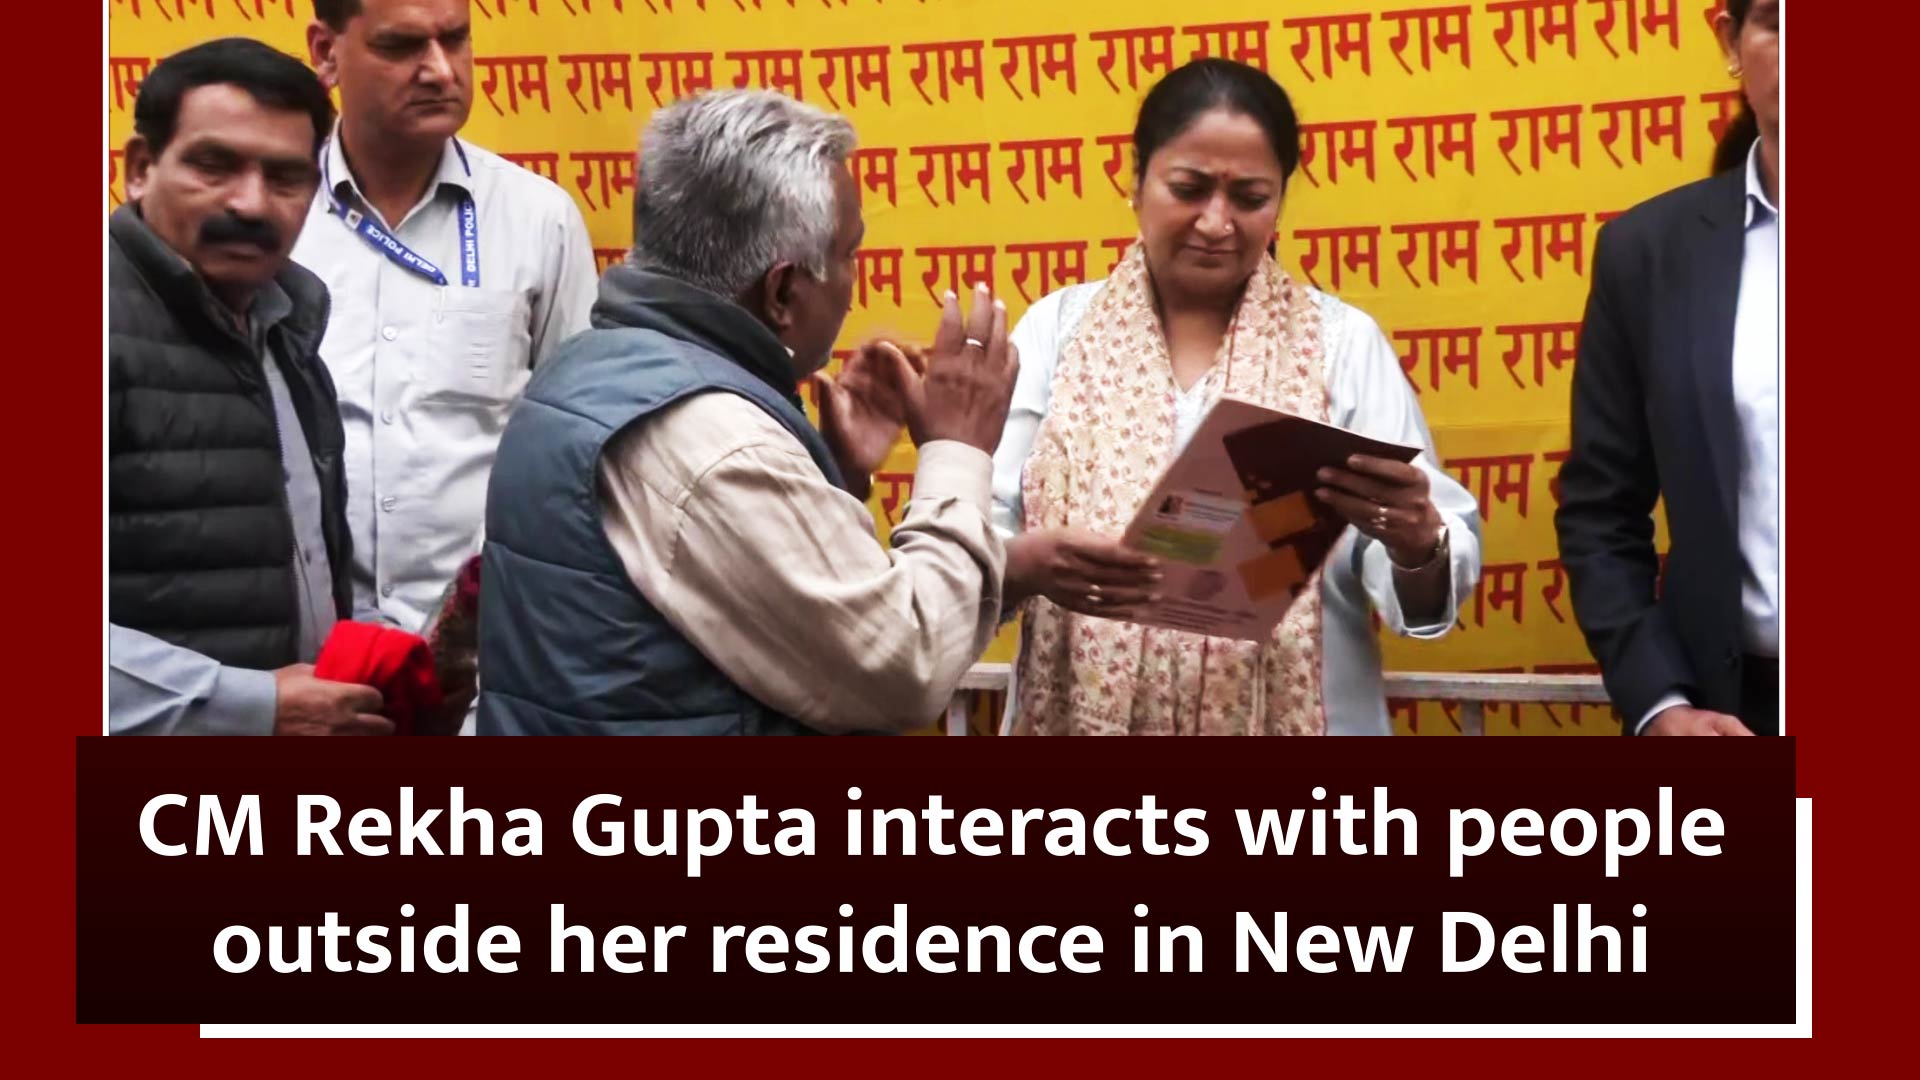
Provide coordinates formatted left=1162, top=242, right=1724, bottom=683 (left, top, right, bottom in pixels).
left=322, top=140, right=480, bottom=288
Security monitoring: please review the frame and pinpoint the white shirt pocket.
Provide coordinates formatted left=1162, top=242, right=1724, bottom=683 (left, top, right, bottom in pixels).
left=428, top=286, right=534, bottom=404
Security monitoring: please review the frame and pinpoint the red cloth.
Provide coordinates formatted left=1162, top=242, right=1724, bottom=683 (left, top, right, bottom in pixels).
left=451, top=555, right=481, bottom=609
left=314, top=622, right=444, bottom=736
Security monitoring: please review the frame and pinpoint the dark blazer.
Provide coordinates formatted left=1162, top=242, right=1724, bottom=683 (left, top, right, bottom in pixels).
left=1556, top=167, right=1753, bottom=733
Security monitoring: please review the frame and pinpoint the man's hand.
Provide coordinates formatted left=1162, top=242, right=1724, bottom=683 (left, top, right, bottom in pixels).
left=272, top=665, right=393, bottom=736
left=1644, top=705, right=1753, bottom=736
left=813, top=338, right=924, bottom=487
left=912, top=282, right=1019, bottom=453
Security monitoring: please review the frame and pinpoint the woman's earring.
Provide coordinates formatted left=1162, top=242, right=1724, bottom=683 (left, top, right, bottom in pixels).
left=1727, top=63, right=1743, bottom=77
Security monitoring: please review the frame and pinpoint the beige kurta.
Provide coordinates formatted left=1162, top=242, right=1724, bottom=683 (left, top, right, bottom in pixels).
left=596, top=392, right=1005, bottom=732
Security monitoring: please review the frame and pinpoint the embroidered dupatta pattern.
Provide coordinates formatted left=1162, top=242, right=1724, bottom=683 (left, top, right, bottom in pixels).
left=1015, top=244, right=1332, bottom=736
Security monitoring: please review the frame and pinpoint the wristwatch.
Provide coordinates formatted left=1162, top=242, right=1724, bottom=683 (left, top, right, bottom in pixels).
left=1389, top=521, right=1450, bottom=573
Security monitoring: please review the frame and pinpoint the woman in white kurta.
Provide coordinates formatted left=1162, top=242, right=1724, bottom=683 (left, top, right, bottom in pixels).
left=990, top=59, right=1481, bottom=736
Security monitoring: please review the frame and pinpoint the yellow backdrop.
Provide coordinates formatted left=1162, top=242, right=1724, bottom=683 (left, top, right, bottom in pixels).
left=108, top=0, right=1734, bottom=735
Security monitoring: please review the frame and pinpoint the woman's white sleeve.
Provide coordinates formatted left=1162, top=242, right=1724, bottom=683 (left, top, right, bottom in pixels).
left=989, top=289, right=1067, bottom=539
left=1324, top=301, right=1483, bottom=638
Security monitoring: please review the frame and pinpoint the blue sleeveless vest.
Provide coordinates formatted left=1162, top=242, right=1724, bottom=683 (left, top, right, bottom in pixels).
left=478, top=268, right=847, bottom=735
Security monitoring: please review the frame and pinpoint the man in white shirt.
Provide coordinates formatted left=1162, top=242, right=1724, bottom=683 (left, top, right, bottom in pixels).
left=294, top=0, right=598, bottom=632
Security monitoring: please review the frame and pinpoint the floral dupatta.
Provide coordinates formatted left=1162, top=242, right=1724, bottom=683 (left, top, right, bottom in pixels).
left=1014, top=242, right=1332, bottom=736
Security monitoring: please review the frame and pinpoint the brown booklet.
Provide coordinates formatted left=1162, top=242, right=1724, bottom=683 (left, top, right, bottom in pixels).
left=1118, top=396, right=1420, bottom=641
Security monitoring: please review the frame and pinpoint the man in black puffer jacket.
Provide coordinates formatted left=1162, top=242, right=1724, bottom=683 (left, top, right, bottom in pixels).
left=109, top=38, right=387, bottom=735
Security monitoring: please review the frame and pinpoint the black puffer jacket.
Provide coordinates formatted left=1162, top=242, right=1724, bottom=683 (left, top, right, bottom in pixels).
left=108, top=204, right=353, bottom=670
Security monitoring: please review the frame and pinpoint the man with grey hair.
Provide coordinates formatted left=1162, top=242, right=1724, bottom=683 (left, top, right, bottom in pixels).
left=476, top=89, right=1019, bottom=735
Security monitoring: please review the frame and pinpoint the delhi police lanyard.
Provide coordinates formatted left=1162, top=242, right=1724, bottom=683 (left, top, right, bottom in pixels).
left=322, top=139, right=480, bottom=288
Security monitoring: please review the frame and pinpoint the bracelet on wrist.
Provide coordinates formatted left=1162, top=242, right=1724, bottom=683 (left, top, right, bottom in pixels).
left=1388, top=521, right=1449, bottom=573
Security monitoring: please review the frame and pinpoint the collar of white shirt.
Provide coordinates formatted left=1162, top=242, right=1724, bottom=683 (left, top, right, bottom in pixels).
left=322, top=123, right=475, bottom=228
left=1744, top=138, right=1777, bottom=227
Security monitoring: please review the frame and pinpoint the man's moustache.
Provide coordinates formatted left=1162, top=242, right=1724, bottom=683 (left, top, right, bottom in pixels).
left=198, top=214, right=281, bottom=250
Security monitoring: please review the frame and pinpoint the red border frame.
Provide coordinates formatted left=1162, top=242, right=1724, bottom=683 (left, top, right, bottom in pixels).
left=19, top=0, right=1876, bottom=1066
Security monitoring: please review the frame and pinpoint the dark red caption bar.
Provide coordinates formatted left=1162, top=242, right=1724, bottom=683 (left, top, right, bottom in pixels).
left=76, top=738, right=1794, bottom=1024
